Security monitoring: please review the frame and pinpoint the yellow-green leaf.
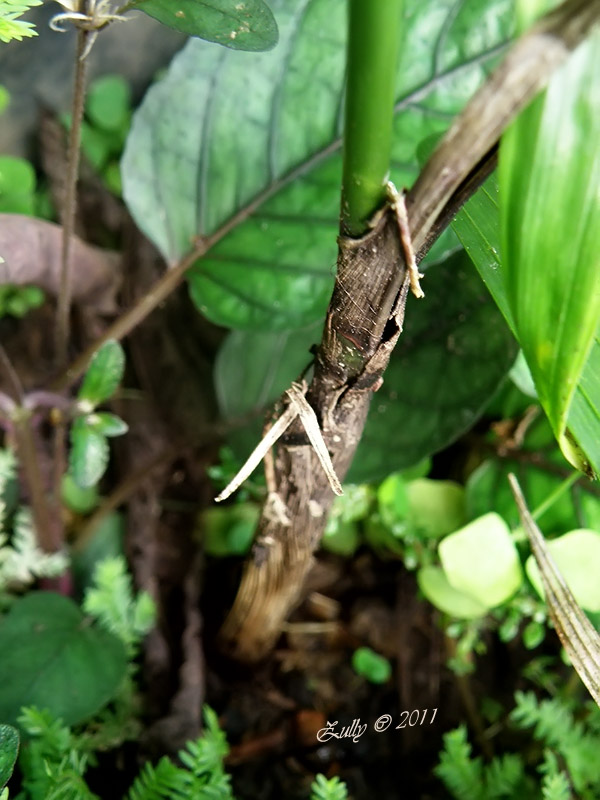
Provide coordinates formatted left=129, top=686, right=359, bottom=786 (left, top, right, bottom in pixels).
left=499, top=31, right=600, bottom=473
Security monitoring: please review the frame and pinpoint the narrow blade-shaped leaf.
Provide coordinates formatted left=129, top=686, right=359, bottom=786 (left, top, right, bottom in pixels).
left=509, top=474, right=600, bottom=707
left=499, top=33, right=600, bottom=471
left=131, top=0, right=278, bottom=51
left=454, top=174, right=600, bottom=478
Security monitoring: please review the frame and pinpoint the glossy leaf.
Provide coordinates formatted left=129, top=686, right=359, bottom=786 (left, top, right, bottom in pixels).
left=439, top=512, right=523, bottom=607
left=132, top=0, right=278, bottom=51
left=0, top=592, right=127, bottom=726
left=78, top=340, right=125, bottom=406
left=499, top=33, right=600, bottom=471
left=417, top=565, right=488, bottom=619
left=526, top=530, right=600, bottom=613
left=454, top=175, right=600, bottom=479
left=61, top=473, right=100, bottom=514
left=122, top=0, right=511, bottom=330
left=0, top=725, right=18, bottom=790
left=69, top=418, right=109, bottom=489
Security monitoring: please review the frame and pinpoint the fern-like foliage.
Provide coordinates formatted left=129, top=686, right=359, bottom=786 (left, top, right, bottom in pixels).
left=434, top=726, right=485, bottom=800
left=0, top=448, right=68, bottom=596
left=15, top=707, right=99, bottom=800
left=0, top=508, right=68, bottom=594
left=437, top=692, right=600, bottom=800
left=511, top=691, right=600, bottom=794
left=0, top=0, right=40, bottom=42
left=539, top=750, right=571, bottom=800
left=435, top=724, right=532, bottom=800
left=83, top=556, right=156, bottom=658
left=310, top=773, right=348, bottom=800
left=483, top=753, right=526, bottom=798
left=125, top=706, right=233, bottom=800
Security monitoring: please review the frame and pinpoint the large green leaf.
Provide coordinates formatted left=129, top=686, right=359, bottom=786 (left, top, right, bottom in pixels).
left=499, top=32, right=600, bottom=471
left=122, top=0, right=511, bottom=331
left=454, top=175, right=600, bottom=478
left=0, top=593, right=127, bottom=726
left=131, top=0, right=278, bottom=51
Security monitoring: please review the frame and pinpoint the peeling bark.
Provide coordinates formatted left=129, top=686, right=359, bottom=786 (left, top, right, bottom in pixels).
left=220, top=210, right=407, bottom=661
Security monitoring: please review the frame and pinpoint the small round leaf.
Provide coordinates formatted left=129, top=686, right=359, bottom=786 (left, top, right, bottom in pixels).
left=86, top=75, right=131, bottom=133
left=352, top=647, right=391, bottom=684
left=406, top=479, right=466, bottom=538
left=417, top=565, right=488, bottom=619
left=439, top=513, right=523, bottom=607
left=526, top=529, right=600, bottom=612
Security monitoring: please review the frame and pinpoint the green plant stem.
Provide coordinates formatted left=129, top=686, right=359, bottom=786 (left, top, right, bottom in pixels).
left=55, top=28, right=90, bottom=367
left=530, top=472, right=580, bottom=521
left=445, top=635, right=494, bottom=760
left=340, top=0, right=403, bottom=237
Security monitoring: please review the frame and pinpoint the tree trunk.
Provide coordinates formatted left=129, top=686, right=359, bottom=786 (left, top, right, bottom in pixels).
left=220, top=208, right=407, bottom=661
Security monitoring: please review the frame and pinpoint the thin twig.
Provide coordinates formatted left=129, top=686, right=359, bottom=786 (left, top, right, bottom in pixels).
left=13, top=410, right=60, bottom=552
left=0, top=344, right=23, bottom=401
left=55, top=28, right=90, bottom=366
